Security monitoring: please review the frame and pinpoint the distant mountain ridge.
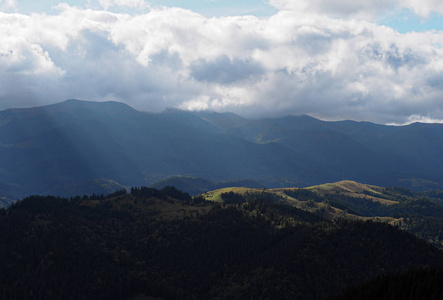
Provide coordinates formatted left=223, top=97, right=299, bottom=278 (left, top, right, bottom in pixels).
left=1, top=99, right=443, bottom=200
left=198, top=110, right=443, bottom=189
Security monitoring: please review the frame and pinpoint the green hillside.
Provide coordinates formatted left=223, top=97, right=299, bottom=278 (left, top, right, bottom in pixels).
left=1, top=185, right=442, bottom=299
left=205, top=180, right=443, bottom=249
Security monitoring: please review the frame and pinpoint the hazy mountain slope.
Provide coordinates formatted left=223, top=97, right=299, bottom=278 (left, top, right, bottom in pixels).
left=197, top=110, right=284, bottom=144
left=264, top=116, right=441, bottom=187
left=201, top=112, right=443, bottom=189
left=0, top=100, right=147, bottom=196
left=0, top=100, right=314, bottom=199
left=2, top=99, right=443, bottom=200
left=325, top=120, right=443, bottom=185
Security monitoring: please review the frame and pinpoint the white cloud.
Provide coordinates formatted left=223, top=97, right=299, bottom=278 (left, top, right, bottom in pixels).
left=0, top=0, right=17, bottom=12
left=0, top=14, right=65, bottom=75
left=268, top=0, right=395, bottom=19
left=97, top=0, right=147, bottom=10
left=1, top=5, right=443, bottom=124
left=268, top=0, right=443, bottom=18
left=388, top=114, right=443, bottom=125
left=403, top=0, right=443, bottom=17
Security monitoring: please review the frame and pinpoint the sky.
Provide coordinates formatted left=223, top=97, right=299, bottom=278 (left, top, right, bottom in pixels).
left=2, top=1, right=443, bottom=124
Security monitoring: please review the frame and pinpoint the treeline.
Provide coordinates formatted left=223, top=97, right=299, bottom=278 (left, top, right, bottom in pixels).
left=221, top=191, right=323, bottom=226
left=37, top=185, right=208, bottom=206
left=398, top=216, right=443, bottom=249
left=69, top=189, right=128, bottom=202
left=284, top=188, right=324, bottom=202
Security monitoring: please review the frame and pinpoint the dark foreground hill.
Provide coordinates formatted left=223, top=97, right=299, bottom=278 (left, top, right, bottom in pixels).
left=1, top=187, right=442, bottom=299
left=2, top=99, right=443, bottom=201
left=328, top=267, right=443, bottom=300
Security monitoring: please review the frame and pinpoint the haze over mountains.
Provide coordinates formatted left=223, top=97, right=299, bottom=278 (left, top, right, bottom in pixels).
left=1, top=99, right=443, bottom=200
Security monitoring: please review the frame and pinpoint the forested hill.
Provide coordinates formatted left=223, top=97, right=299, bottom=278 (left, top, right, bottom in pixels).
left=2, top=99, right=443, bottom=201
left=1, top=186, right=442, bottom=299
left=203, top=180, right=443, bottom=250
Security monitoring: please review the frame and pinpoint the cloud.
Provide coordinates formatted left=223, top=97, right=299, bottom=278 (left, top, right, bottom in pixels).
left=403, top=0, right=443, bottom=17
left=97, top=0, right=147, bottom=10
left=1, top=5, right=443, bottom=124
left=190, top=56, right=264, bottom=84
left=268, top=0, right=395, bottom=19
left=0, top=13, right=65, bottom=75
left=0, top=0, right=17, bottom=12
left=268, top=0, right=443, bottom=18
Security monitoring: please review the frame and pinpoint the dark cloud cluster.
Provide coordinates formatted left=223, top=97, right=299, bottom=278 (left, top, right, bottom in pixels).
left=190, top=56, right=264, bottom=84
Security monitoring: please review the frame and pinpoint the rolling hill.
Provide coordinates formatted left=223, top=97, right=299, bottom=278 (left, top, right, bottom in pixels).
left=1, top=186, right=442, bottom=299
left=204, top=180, right=443, bottom=249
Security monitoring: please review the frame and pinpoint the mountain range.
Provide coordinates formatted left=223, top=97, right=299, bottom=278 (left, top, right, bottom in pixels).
left=1, top=99, right=443, bottom=201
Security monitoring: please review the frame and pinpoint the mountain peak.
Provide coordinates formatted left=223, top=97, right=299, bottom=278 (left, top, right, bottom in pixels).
left=34, top=99, right=137, bottom=118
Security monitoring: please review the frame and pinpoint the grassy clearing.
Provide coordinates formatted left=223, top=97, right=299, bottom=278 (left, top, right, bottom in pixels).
left=200, top=181, right=405, bottom=224
left=308, top=180, right=398, bottom=205
left=202, top=187, right=264, bottom=203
